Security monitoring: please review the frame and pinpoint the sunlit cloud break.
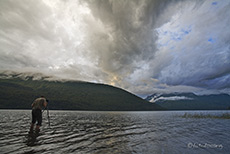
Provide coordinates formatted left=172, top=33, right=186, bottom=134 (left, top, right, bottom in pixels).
left=0, top=0, right=230, bottom=96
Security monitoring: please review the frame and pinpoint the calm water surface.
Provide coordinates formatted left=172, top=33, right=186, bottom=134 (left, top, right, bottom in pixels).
left=0, top=110, right=229, bottom=154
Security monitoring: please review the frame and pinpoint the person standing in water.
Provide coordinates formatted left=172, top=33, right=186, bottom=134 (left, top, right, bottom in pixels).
left=29, top=96, right=48, bottom=133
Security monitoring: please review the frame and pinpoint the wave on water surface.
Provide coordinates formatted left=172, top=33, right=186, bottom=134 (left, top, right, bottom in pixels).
left=0, top=110, right=229, bottom=154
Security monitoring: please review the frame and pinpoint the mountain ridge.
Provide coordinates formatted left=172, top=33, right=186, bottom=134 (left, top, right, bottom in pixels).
left=0, top=72, right=163, bottom=111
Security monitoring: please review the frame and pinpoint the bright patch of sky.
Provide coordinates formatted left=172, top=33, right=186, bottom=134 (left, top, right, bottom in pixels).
left=156, top=22, right=192, bottom=48
left=208, top=38, right=215, bottom=43
left=212, top=2, right=218, bottom=5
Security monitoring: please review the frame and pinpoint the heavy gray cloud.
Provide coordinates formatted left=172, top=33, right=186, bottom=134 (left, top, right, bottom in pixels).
left=0, top=0, right=230, bottom=97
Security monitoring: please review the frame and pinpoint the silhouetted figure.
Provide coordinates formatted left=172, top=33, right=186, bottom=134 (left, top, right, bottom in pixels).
left=29, top=96, right=48, bottom=133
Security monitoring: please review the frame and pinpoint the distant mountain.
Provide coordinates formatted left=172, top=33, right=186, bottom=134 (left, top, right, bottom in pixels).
left=145, top=92, right=230, bottom=110
left=0, top=72, right=162, bottom=111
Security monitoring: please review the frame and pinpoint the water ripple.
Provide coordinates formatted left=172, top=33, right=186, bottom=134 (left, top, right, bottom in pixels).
left=0, top=110, right=229, bottom=154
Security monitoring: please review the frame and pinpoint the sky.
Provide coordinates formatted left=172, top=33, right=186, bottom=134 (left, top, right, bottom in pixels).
left=0, top=0, right=230, bottom=97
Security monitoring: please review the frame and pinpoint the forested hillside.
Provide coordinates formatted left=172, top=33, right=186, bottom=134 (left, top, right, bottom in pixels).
left=0, top=76, right=162, bottom=111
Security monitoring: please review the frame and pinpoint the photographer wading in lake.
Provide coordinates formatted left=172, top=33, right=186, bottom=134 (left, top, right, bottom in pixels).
left=29, top=96, right=48, bottom=133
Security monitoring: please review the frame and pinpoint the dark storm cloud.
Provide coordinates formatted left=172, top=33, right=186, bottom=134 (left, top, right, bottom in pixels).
left=83, top=0, right=172, bottom=70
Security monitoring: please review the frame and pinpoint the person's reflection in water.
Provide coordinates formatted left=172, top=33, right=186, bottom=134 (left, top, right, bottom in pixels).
left=26, top=132, right=39, bottom=146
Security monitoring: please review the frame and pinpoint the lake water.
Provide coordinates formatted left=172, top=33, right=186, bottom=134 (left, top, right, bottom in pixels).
left=0, top=110, right=229, bottom=154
